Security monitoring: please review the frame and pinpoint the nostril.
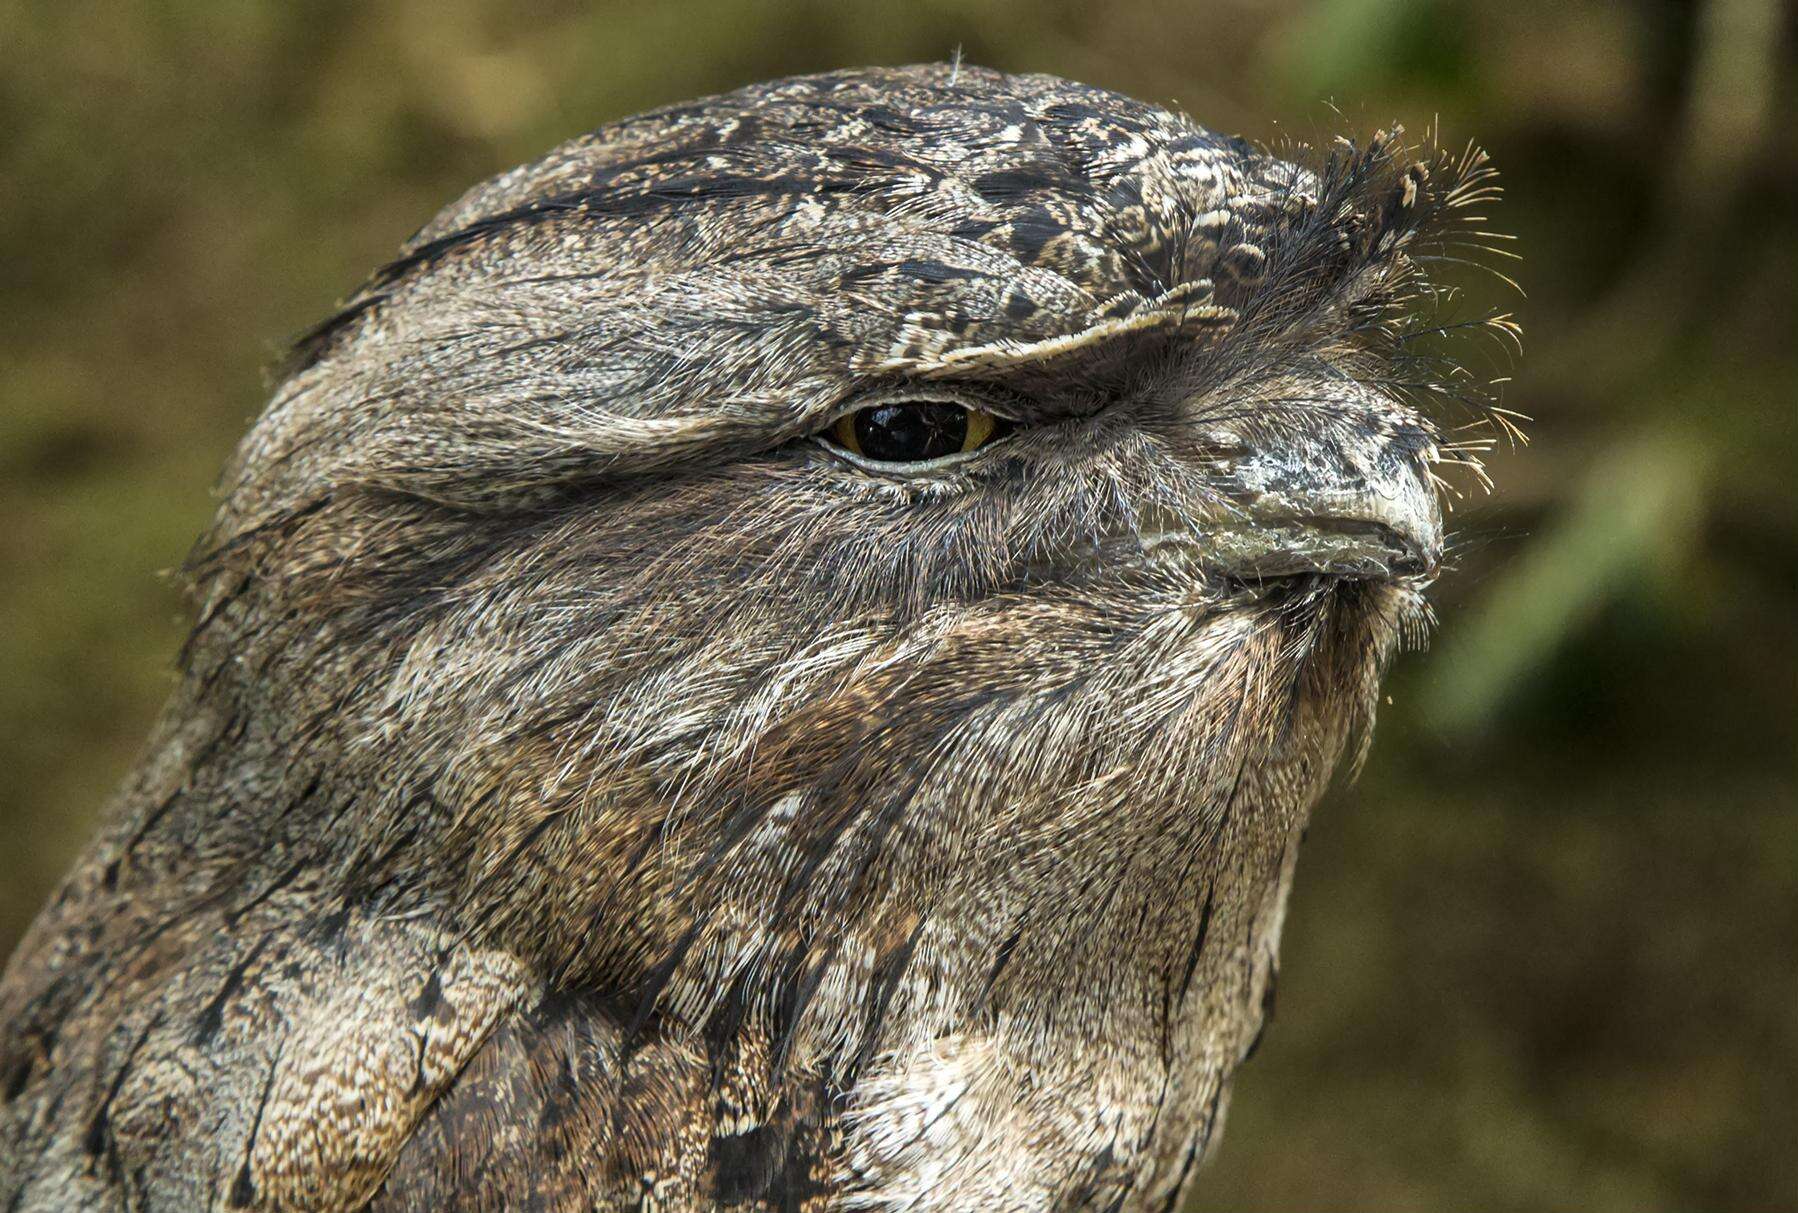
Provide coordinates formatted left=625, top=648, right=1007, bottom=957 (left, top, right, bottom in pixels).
left=1395, top=541, right=1441, bottom=579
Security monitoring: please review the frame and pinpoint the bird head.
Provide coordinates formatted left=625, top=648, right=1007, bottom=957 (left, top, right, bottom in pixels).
left=184, top=65, right=1508, bottom=1061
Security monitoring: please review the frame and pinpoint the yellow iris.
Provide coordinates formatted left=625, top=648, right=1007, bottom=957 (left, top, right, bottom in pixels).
left=830, top=403, right=999, bottom=461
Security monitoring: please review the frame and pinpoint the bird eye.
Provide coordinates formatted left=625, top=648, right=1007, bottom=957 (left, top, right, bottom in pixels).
left=822, top=399, right=1010, bottom=466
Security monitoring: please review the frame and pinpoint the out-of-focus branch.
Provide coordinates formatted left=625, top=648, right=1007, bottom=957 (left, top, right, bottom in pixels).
left=1432, top=0, right=1786, bottom=732
left=1671, top=0, right=1782, bottom=226
left=1542, top=0, right=1781, bottom=396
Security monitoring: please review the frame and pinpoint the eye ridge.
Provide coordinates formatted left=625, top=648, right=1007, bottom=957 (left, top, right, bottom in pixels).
left=824, top=399, right=1009, bottom=465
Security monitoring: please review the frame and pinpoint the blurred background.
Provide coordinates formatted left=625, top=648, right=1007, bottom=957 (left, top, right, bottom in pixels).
left=1, top=1, right=1792, bottom=1208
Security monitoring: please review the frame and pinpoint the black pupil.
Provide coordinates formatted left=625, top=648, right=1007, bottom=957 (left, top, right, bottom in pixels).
left=854, top=402, right=968, bottom=462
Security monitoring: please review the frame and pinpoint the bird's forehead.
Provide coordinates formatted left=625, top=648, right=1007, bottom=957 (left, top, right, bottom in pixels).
left=412, top=65, right=1319, bottom=374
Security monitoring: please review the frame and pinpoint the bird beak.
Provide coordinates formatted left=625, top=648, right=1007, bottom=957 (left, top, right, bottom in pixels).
left=1189, top=425, right=1445, bottom=581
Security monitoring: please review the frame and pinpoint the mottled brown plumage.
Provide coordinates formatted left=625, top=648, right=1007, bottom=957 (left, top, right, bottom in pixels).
left=0, top=65, right=1508, bottom=1210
